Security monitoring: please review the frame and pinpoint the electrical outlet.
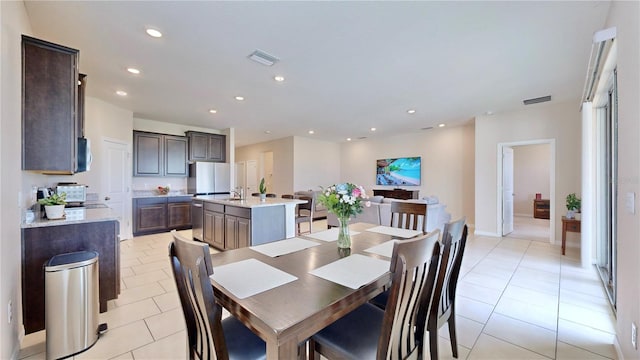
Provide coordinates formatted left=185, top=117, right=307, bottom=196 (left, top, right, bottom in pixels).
left=7, top=301, right=12, bottom=324
left=632, top=321, right=637, bottom=350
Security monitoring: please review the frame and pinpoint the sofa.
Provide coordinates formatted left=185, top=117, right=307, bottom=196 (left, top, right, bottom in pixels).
left=294, top=190, right=328, bottom=220
left=326, top=195, right=451, bottom=233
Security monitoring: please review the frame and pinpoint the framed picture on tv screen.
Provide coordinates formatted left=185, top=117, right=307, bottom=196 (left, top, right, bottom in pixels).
left=376, top=157, right=421, bottom=186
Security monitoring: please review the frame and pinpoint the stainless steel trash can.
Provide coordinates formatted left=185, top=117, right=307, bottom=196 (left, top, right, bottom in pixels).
left=45, top=251, right=99, bottom=360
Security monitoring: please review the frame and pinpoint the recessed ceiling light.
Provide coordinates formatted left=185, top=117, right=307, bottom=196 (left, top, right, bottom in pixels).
left=145, top=28, right=162, bottom=38
left=346, top=138, right=352, bottom=141
left=438, top=123, right=446, bottom=128
left=407, top=109, right=416, bottom=114
left=274, top=75, right=285, bottom=82
left=127, top=68, right=140, bottom=75
left=235, top=96, right=244, bottom=101
left=485, top=110, right=493, bottom=116
left=116, top=90, right=127, bottom=96
left=308, top=130, right=314, bottom=135
left=208, top=109, right=217, bottom=114
left=370, top=127, right=377, bottom=132
left=265, top=130, right=271, bottom=134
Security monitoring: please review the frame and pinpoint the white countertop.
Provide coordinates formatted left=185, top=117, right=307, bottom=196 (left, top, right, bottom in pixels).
left=195, top=195, right=306, bottom=208
left=22, top=207, right=119, bottom=228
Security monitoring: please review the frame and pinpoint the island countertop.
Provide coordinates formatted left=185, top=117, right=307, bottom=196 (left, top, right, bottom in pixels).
left=22, top=207, right=119, bottom=229
left=195, top=195, right=306, bottom=208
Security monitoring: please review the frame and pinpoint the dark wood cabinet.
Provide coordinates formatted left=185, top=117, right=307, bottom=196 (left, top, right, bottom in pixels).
left=167, top=196, right=192, bottom=229
left=533, top=199, right=550, bottom=219
left=164, top=135, right=188, bottom=176
left=133, top=131, right=188, bottom=177
left=373, top=189, right=420, bottom=200
left=22, top=35, right=80, bottom=174
left=133, top=196, right=192, bottom=236
left=186, top=131, right=226, bottom=162
left=224, top=206, right=251, bottom=250
left=22, top=220, right=120, bottom=334
left=203, top=202, right=225, bottom=249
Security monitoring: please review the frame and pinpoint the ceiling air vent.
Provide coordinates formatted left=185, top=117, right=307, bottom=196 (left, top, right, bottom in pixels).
left=523, top=95, right=551, bottom=105
left=248, top=50, right=279, bottom=66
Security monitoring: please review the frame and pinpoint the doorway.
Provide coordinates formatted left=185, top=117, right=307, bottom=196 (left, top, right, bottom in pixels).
left=498, top=140, right=555, bottom=244
left=102, top=138, right=131, bottom=239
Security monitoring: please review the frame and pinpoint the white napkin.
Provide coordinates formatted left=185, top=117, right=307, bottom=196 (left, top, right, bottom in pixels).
left=365, top=225, right=422, bottom=239
left=309, top=254, right=390, bottom=289
left=305, top=228, right=361, bottom=242
left=211, top=258, right=297, bottom=299
left=250, top=237, right=320, bottom=257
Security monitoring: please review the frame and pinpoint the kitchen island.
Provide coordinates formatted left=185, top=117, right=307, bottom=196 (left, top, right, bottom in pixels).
left=195, top=196, right=306, bottom=250
left=21, top=207, right=120, bottom=334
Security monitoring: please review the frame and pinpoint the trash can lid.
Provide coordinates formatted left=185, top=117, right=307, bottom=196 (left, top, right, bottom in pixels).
left=45, top=251, right=99, bottom=271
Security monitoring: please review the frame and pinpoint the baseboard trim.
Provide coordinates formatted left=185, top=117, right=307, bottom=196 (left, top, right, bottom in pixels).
left=614, top=334, right=624, bottom=360
left=474, top=230, right=500, bottom=237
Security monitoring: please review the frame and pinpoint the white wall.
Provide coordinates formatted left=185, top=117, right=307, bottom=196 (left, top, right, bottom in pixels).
left=475, top=101, right=581, bottom=240
left=235, top=137, right=294, bottom=196
left=605, top=1, right=640, bottom=357
left=292, top=137, right=341, bottom=192
left=513, top=144, right=550, bottom=216
left=341, top=124, right=475, bottom=224
left=1, top=2, right=31, bottom=358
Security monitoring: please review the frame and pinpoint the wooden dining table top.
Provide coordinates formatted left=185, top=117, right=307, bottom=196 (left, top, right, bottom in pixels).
left=208, top=222, right=399, bottom=359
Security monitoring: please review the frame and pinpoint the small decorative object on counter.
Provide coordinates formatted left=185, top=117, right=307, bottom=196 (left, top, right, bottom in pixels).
left=318, top=183, right=369, bottom=249
left=565, top=193, right=581, bottom=219
left=38, top=192, right=67, bottom=219
left=157, top=185, right=170, bottom=195
left=258, top=178, right=267, bottom=201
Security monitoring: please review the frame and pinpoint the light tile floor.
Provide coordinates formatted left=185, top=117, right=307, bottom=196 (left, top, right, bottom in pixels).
left=19, top=218, right=617, bottom=359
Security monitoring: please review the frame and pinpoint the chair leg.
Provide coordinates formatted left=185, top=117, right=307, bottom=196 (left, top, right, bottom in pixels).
left=429, top=329, right=439, bottom=360
left=308, top=339, right=320, bottom=360
left=448, top=316, right=458, bottom=358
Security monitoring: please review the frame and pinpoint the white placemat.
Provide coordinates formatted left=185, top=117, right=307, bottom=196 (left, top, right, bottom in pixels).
left=364, top=240, right=399, bottom=258
left=250, top=237, right=320, bottom=257
left=309, top=254, right=390, bottom=289
left=366, top=225, right=422, bottom=239
left=210, top=259, right=297, bottom=299
left=305, top=228, right=361, bottom=242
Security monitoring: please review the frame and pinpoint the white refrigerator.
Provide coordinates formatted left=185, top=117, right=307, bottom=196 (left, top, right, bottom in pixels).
left=187, top=162, right=230, bottom=195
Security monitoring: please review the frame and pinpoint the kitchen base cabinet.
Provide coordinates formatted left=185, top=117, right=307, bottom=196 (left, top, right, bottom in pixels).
left=225, top=214, right=251, bottom=250
left=22, top=220, right=120, bottom=334
left=133, top=196, right=192, bottom=236
left=203, top=202, right=225, bottom=249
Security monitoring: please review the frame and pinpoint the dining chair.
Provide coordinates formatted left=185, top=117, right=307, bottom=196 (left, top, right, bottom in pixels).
left=251, top=192, right=260, bottom=197
left=169, top=231, right=265, bottom=360
left=295, top=195, right=314, bottom=234
left=390, top=201, right=427, bottom=233
left=266, top=193, right=277, bottom=198
left=309, top=230, right=444, bottom=360
left=427, top=218, right=468, bottom=360
left=281, top=194, right=295, bottom=199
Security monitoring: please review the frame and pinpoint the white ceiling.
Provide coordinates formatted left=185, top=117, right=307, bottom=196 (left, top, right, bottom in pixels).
left=23, top=1, right=610, bottom=147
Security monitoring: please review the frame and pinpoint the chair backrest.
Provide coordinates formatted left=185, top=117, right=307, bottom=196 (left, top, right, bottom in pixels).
left=377, top=230, right=443, bottom=360
left=266, top=193, right=277, bottom=198
left=169, top=230, right=223, bottom=360
left=429, top=217, right=468, bottom=328
left=390, top=201, right=427, bottom=232
left=251, top=192, right=260, bottom=197
left=297, top=196, right=314, bottom=216
left=281, top=194, right=295, bottom=199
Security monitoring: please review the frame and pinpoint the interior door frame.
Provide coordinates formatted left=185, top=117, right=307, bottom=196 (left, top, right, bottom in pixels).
left=497, top=139, right=556, bottom=244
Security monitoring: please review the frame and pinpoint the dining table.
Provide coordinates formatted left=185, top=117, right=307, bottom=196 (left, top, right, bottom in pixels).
left=208, top=222, right=423, bottom=359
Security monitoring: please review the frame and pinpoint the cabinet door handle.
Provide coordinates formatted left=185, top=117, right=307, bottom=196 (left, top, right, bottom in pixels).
left=105, top=196, right=111, bottom=201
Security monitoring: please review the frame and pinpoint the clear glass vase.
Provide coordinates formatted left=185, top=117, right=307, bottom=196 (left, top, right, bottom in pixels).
left=337, top=215, right=351, bottom=249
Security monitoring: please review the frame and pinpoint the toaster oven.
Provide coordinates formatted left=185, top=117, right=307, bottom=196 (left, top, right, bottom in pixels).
left=56, top=183, right=87, bottom=203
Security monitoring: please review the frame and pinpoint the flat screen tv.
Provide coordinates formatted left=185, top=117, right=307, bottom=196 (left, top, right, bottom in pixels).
left=376, top=157, right=421, bottom=186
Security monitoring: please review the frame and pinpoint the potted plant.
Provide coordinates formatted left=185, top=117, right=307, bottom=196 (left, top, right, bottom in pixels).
left=38, top=192, right=67, bottom=219
left=258, top=178, right=267, bottom=201
left=566, top=193, right=581, bottom=219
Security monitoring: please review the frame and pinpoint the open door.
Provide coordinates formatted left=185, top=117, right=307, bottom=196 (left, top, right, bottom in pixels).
left=502, top=146, right=514, bottom=235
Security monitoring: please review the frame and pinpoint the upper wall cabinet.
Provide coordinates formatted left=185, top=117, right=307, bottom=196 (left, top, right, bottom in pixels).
left=133, top=131, right=188, bottom=177
left=186, top=131, right=226, bottom=162
left=22, top=35, right=80, bottom=174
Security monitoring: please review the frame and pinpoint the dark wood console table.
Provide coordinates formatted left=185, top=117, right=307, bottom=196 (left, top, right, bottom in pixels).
left=561, top=216, right=580, bottom=255
left=373, top=189, right=419, bottom=200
